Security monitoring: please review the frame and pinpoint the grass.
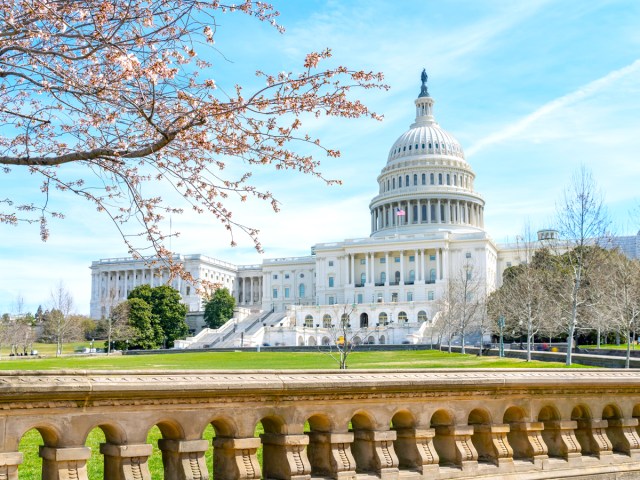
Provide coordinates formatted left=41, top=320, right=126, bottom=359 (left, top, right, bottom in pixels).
left=0, top=349, right=590, bottom=371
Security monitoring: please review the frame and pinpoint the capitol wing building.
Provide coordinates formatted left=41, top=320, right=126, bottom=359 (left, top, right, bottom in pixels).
left=89, top=74, right=640, bottom=348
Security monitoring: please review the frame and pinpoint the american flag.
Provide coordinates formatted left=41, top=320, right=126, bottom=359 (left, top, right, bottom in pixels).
left=395, top=207, right=406, bottom=216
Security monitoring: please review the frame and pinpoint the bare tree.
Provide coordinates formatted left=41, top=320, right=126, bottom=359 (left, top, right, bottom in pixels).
left=105, top=302, right=136, bottom=355
left=555, top=166, right=610, bottom=365
left=44, top=282, right=82, bottom=356
left=319, top=304, right=363, bottom=369
left=0, top=1, right=386, bottom=282
left=601, top=251, right=640, bottom=368
left=438, top=260, right=485, bottom=354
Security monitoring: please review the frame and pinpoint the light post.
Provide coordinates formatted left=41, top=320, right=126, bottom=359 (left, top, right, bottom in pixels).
left=90, top=338, right=94, bottom=354
left=498, top=315, right=505, bottom=358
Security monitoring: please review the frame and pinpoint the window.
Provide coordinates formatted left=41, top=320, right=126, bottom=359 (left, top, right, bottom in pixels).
left=273, top=288, right=278, bottom=299
left=377, top=293, right=383, bottom=303
left=394, top=257, right=400, bottom=263
left=405, top=175, right=409, bottom=186
left=273, top=274, right=278, bottom=280
left=438, top=173, right=443, bottom=185
left=399, top=176, right=402, bottom=187
left=430, top=269, right=436, bottom=282
left=421, top=204, right=427, bottom=222
left=428, top=291, right=435, bottom=301
left=430, top=254, right=436, bottom=261
left=380, top=272, right=386, bottom=284
left=328, top=296, right=335, bottom=305
left=409, top=270, right=415, bottom=283
left=285, top=287, right=290, bottom=298
left=328, top=276, right=334, bottom=288
left=422, top=143, right=425, bottom=149
left=413, top=174, right=417, bottom=186
left=412, top=204, right=418, bottom=222
left=453, top=175, right=457, bottom=186
left=446, top=174, right=450, bottom=185
left=387, top=179, right=390, bottom=190
left=430, top=173, right=435, bottom=184
left=379, top=312, right=388, bottom=324
left=392, top=178, right=395, bottom=189
left=186, top=286, right=191, bottom=295
left=357, top=294, right=363, bottom=304
left=395, top=271, right=400, bottom=283
left=409, top=255, right=415, bottom=262
left=407, top=292, right=413, bottom=302
left=300, top=273, right=304, bottom=278
left=299, top=284, right=305, bottom=298
left=285, top=273, right=290, bottom=279
left=380, top=257, right=386, bottom=264
left=422, top=173, right=426, bottom=185
left=360, top=259, right=366, bottom=265
left=398, top=311, right=408, bottom=322
left=418, top=311, right=427, bottom=322
left=391, top=292, right=398, bottom=302
left=323, top=314, right=332, bottom=328
left=304, top=315, right=313, bottom=327
left=360, top=272, right=366, bottom=285
left=328, top=260, right=334, bottom=267
left=506, top=262, right=512, bottom=268
left=466, top=252, right=472, bottom=258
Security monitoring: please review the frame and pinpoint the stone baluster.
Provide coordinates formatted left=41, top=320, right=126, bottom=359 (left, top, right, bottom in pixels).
left=471, top=424, right=514, bottom=468
left=39, top=446, right=91, bottom=480
left=541, top=420, right=581, bottom=464
left=351, top=430, right=398, bottom=479
left=507, top=421, right=548, bottom=466
left=0, top=452, right=22, bottom=480
left=158, top=439, right=209, bottom=480
left=260, top=433, right=311, bottom=480
left=306, top=431, right=356, bottom=480
left=211, top=437, right=261, bottom=480
left=433, top=425, right=478, bottom=472
left=574, top=418, right=613, bottom=461
left=393, top=427, right=439, bottom=476
left=606, top=418, right=640, bottom=458
left=100, top=443, right=153, bottom=480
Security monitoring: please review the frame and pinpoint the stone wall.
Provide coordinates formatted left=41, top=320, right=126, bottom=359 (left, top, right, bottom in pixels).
left=2, top=370, right=640, bottom=479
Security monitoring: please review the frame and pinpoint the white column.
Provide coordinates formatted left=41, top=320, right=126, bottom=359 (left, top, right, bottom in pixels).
left=436, top=249, right=441, bottom=281
left=243, top=278, right=247, bottom=305
left=365, top=253, right=370, bottom=285
left=415, top=249, right=420, bottom=283
left=370, top=252, right=375, bottom=285
left=437, top=200, right=441, bottom=223
left=343, top=255, right=349, bottom=286
left=421, top=249, right=426, bottom=284
left=385, top=252, right=389, bottom=286
left=400, top=251, right=405, bottom=285
left=427, top=199, right=431, bottom=223
left=442, top=248, right=449, bottom=280
left=350, top=254, right=355, bottom=286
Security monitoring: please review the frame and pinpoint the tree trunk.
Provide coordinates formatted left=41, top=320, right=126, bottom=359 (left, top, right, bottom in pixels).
left=626, top=330, right=631, bottom=369
left=597, top=326, right=601, bottom=349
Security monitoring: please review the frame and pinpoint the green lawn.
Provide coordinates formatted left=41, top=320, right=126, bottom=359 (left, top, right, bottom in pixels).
left=0, top=348, right=590, bottom=371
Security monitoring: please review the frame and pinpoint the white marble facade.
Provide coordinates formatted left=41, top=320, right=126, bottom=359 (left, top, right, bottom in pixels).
left=89, top=77, right=640, bottom=325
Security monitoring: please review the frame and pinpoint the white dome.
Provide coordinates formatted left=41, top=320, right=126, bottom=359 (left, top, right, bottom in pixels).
left=387, top=123, right=465, bottom=162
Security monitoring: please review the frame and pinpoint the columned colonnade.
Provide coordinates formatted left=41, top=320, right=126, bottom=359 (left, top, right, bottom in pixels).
left=237, top=276, right=262, bottom=305
left=371, top=198, right=484, bottom=233
left=344, top=248, right=446, bottom=286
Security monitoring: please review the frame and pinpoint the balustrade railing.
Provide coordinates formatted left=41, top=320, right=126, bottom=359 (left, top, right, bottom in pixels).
left=1, top=370, right=640, bottom=479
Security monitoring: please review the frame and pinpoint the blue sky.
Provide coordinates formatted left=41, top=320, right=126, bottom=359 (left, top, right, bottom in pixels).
left=2, top=0, right=640, bottom=315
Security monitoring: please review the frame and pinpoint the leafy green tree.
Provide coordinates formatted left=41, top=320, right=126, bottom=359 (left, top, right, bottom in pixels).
left=128, top=284, right=188, bottom=348
left=113, top=298, right=163, bottom=350
left=204, top=288, right=236, bottom=329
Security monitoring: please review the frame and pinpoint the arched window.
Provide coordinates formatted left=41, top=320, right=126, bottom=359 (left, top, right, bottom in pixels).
left=438, top=173, right=443, bottom=185
left=398, top=311, right=408, bottom=322
left=360, top=313, right=368, bottom=328
left=413, top=174, right=418, bottom=186
left=323, top=314, right=332, bottom=328
left=399, top=176, right=402, bottom=188
left=418, top=311, right=428, bottom=322
left=412, top=204, right=418, bottom=222
left=387, top=179, right=390, bottom=190
left=392, top=178, right=395, bottom=189
left=422, top=173, right=426, bottom=185
left=421, top=204, right=427, bottom=222
left=453, top=174, right=457, bottom=186
left=405, top=175, right=409, bottom=186
left=409, top=270, right=415, bottom=283
left=430, top=204, right=436, bottom=222
left=380, top=271, right=386, bottom=284
left=379, top=312, right=388, bottom=324
left=299, top=284, right=305, bottom=298
left=394, top=271, right=400, bottom=284
left=430, top=173, right=435, bottom=184
left=304, top=315, right=313, bottom=327
left=360, top=272, right=366, bottom=285
left=430, top=268, right=436, bottom=282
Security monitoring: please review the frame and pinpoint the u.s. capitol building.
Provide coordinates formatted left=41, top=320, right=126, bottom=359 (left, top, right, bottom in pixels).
left=89, top=73, right=639, bottom=347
